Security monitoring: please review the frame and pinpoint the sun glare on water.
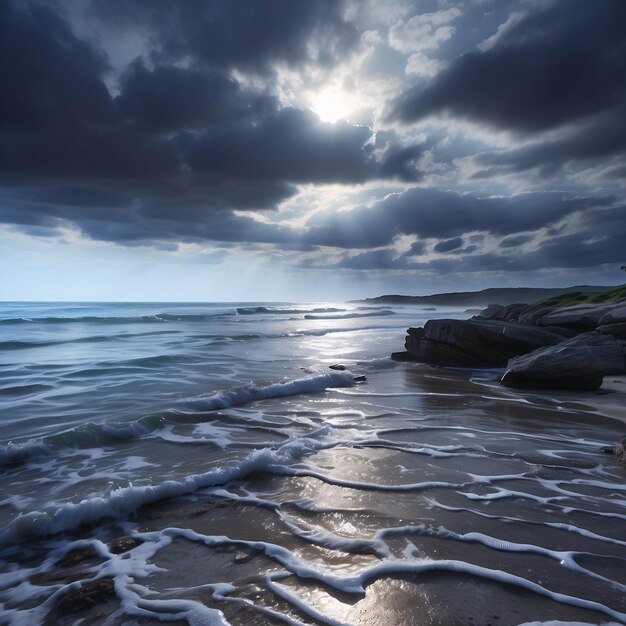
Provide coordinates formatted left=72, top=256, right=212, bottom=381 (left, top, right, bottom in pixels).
left=311, top=90, right=351, bottom=123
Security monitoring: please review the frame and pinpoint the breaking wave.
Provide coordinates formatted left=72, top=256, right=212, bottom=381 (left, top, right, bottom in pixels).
left=0, top=372, right=355, bottom=469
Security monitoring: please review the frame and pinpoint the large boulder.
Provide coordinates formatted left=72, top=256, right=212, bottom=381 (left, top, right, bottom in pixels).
left=403, top=319, right=565, bottom=368
left=598, top=322, right=626, bottom=339
left=501, top=332, right=626, bottom=390
left=517, top=305, right=556, bottom=326
left=501, top=346, right=604, bottom=391
left=475, top=302, right=533, bottom=323
left=406, top=336, right=488, bottom=367
left=599, top=305, right=626, bottom=326
left=475, top=304, right=504, bottom=320
left=534, top=303, right=621, bottom=331
left=551, top=332, right=626, bottom=374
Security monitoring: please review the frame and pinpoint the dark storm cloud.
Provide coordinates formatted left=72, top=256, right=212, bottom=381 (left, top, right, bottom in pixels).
left=499, top=234, right=534, bottom=249
left=460, top=206, right=626, bottom=272
left=330, top=204, right=626, bottom=273
left=390, top=0, right=626, bottom=133
left=376, top=144, right=424, bottom=183
left=388, top=0, right=626, bottom=184
left=337, top=249, right=412, bottom=271
left=0, top=187, right=301, bottom=247
left=0, top=0, right=176, bottom=181
left=187, top=108, right=415, bottom=184
left=116, top=61, right=266, bottom=133
left=405, top=240, right=426, bottom=256
left=433, top=236, right=463, bottom=253
left=1, top=0, right=623, bottom=285
left=0, top=1, right=111, bottom=131
left=0, top=0, right=422, bottom=247
left=303, top=188, right=611, bottom=249
left=332, top=250, right=491, bottom=273
left=468, top=111, right=626, bottom=179
left=90, top=0, right=358, bottom=74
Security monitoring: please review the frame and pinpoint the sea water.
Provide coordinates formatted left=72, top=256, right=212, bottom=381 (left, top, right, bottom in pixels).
left=0, top=302, right=625, bottom=625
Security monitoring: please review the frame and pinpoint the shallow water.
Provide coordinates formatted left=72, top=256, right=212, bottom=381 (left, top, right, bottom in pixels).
left=0, top=301, right=625, bottom=625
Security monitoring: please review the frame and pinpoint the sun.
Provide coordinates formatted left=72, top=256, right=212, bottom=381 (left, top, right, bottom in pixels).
left=311, top=90, right=351, bottom=123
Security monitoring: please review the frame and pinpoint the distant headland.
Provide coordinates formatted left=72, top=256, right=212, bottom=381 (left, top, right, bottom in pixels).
left=362, top=285, right=616, bottom=307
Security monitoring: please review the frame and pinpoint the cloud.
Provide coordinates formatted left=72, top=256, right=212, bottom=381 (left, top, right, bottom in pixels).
left=0, top=0, right=425, bottom=249
left=433, top=236, right=463, bottom=253
left=467, top=110, right=626, bottom=179
left=0, top=1, right=112, bottom=130
left=477, top=11, right=527, bottom=52
left=328, top=204, right=626, bottom=272
left=116, top=61, right=268, bottom=133
left=1, top=0, right=623, bottom=286
left=389, top=8, right=461, bottom=54
left=405, top=53, right=448, bottom=78
left=0, top=1, right=177, bottom=181
left=186, top=107, right=420, bottom=184
left=405, top=240, right=426, bottom=256
left=499, top=234, right=534, bottom=248
left=390, top=1, right=626, bottom=133
left=337, top=249, right=409, bottom=270
left=89, top=0, right=359, bottom=74
left=303, top=188, right=612, bottom=248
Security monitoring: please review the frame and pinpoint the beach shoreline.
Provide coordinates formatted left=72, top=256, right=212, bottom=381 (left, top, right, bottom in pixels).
left=1, top=301, right=625, bottom=625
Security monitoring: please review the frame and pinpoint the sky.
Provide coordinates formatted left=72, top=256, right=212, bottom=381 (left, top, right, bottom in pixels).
left=1, top=0, right=625, bottom=301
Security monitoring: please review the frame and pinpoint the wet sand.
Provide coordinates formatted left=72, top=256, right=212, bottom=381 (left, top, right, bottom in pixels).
left=593, top=375, right=626, bottom=424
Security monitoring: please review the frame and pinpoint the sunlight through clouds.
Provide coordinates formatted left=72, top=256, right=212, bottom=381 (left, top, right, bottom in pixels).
left=311, top=89, right=353, bottom=122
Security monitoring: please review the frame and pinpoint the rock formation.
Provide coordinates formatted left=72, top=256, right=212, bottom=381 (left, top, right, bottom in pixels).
left=393, top=295, right=626, bottom=391
left=401, top=319, right=565, bottom=368
left=501, top=345, right=605, bottom=391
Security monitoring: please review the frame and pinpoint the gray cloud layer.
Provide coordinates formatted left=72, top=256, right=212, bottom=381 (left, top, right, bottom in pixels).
left=0, top=1, right=418, bottom=203
left=390, top=0, right=626, bottom=180
left=1, top=0, right=625, bottom=281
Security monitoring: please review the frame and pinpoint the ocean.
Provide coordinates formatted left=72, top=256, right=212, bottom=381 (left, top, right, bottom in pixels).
left=0, top=301, right=625, bottom=625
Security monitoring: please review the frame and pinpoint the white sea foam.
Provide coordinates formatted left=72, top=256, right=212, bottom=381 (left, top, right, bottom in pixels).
left=427, top=500, right=626, bottom=547
left=0, top=373, right=354, bottom=469
left=138, top=526, right=626, bottom=623
left=185, top=371, right=355, bottom=412
left=0, top=429, right=335, bottom=547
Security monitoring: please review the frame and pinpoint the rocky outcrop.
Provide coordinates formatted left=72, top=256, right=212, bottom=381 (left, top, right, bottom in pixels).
left=534, top=303, right=620, bottom=331
left=598, top=322, right=626, bottom=338
left=475, top=299, right=626, bottom=333
left=600, top=306, right=626, bottom=326
left=501, top=345, right=604, bottom=391
left=501, top=333, right=625, bottom=390
left=400, top=319, right=565, bottom=368
left=476, top=302, right=528, bottom=322
left=553, top=333, right=626, bottom=374
left=393, top=291, right=626, bottom=387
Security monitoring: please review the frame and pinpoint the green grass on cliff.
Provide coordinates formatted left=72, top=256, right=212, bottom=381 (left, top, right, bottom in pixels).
left=530, top=284, right=626, bottom=309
